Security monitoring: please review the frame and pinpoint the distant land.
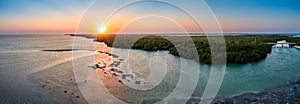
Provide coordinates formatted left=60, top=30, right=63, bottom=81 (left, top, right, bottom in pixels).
left=65, top=33, right=300, bottom=37
left=66, top=33, right=300, bottom=64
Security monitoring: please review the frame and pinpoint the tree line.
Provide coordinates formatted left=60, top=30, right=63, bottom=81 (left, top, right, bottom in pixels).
left=97, top=35, right=299, bottom=64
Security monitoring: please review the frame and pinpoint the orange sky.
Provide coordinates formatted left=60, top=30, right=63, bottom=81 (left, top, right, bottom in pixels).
left=1, top=0, right=299, bottom=34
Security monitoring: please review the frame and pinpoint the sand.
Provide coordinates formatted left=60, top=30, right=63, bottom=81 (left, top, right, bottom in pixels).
left=0, top=35, right=130, bottom=103
left=27, top=42, right=127, bottom=103
left=27, top=52, right=88, bottom=104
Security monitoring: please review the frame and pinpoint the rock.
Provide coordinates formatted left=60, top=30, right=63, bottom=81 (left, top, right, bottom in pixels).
left=112, top=73, right=119, bottom=76
left=110, top=68, right=124, bottom=73
left=110, top=68, right=117, bottom=71
left=295, top=80, right=300, bottom=84
left=111, top=61, right=121, bottom=67
left=118, top=80, right=124, bottom=84
left=135, top=81, right=141, bottom=84
left=121, top=74, right=133, bottom=80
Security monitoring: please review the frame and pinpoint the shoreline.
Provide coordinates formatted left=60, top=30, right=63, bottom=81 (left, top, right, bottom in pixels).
left=26, top=34, right=300, bottom=103
left=67, top=34, right=275, bottom=64
left=212, top=77, right=300, bottom=104
left=24, top=47, right=300, bottom=104
left=97, top=34, right=299, bottom=64
left=27, top=54, right=89, bottom=104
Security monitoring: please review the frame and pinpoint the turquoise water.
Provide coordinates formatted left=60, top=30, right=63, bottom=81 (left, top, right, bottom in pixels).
left=215, top=48, right=300, bottom=97
left=208, top=48, right=298, bottom=98
left=109, top=40, right=300, bottom=99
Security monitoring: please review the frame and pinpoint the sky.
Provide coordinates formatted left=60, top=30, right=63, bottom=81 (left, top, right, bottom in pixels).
left=0, top=0, right=299, bottom=34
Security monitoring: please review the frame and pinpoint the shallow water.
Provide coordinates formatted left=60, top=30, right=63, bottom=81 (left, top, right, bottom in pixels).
left=0, top=35, right=299, bottom=103
left=0, top=35, right=74, bottom=103
left=102, top=39, right=300, bottom=102
left=109, top=44, right=300, bottom=100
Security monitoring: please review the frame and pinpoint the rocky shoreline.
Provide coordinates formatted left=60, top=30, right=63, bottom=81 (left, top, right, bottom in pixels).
left=212, top=78, right=300, bottom=104
left=88, top=50, right=147, bottom=87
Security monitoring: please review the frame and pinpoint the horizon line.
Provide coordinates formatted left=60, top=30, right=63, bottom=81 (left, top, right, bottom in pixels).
left=1, top=32, right=300, bottom=35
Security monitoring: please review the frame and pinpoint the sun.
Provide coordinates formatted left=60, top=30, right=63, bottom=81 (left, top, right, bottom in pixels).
left=97, top=25, right=106, bottom=33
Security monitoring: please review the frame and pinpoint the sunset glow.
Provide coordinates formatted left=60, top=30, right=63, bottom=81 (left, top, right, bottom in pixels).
left=97, top=25, right=107, bottom=33
left=0, top=0, right=299, bottom=34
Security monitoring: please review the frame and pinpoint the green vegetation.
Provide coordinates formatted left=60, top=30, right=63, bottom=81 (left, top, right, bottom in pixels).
left=97, top=34, right=300, bottom=64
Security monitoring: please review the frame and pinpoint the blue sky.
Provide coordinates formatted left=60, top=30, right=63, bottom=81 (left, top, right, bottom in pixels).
left=0, top=0, right=299, bottom=34
left=205, top=0, right=300, bottom=32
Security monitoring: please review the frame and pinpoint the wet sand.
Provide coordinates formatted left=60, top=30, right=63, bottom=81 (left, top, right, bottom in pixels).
left=27, top=42, right=126, bottom=103
left=0, top=35, right=79, bottom=103
left=1, top=35, right=175, bottom=103
left=28, top=58, right=88, bottom=104
left=94, top=47, right=125, bottom=101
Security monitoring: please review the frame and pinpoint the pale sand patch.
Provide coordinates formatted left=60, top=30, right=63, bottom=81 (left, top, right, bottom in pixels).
left=27, top=42, right=127, bottom=103
left=27, top=59, right=88, bottom=104
left=26, top=42, right=149, bottom=103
